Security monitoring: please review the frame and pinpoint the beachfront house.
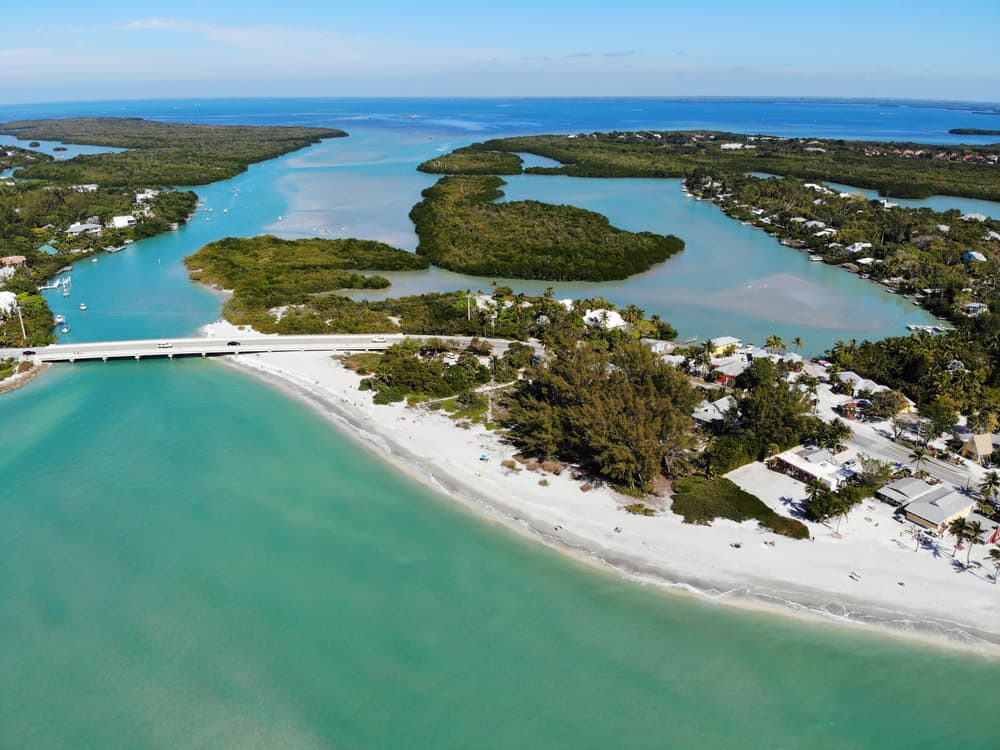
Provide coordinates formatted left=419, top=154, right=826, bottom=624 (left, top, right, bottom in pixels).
left=110, top=215, right=137, bottom=230
left=66, top=221, right=102, bottom=237
left=876, top=476, right=936, bottom=507
left=709, top=336, right=741, bottom=356
left=772, top=446, right=851, bottom=490
left=1, top=255, right=26, bottom=267
left=903, top=486, right=974, bottom=532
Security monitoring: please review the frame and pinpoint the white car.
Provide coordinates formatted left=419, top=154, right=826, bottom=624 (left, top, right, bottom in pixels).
left=371, top=336, right=387, bottom=343
left=157, top=342, right=173, bottom=349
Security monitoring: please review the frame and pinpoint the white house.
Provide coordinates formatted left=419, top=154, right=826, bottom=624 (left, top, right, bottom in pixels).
left=772, top=446, right=851, bottom=490
left=844, top=242, right=873, bottom=254
left=692, top=395, right=736, bottom=426
left=0, top=290, right=17, bottom=316
left=583, top=308, right=627, bottom=330
left=66, top=222, right=102, bottom=236
left=876, top=476, right=936, bottom=507
left=961, top=213, right=987, bottom=223
left=110, top=215, right=137, bottom=230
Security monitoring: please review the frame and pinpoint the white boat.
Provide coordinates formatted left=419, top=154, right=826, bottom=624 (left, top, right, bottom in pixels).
left=808, top=254, right=823, bottom=262
left=60, top=326, right=70, bottom=334
left=91, top=258, right=98, bottom=263
left=79, top=303, right=87, bottom=311
left=277, top=215, right=283, bottom=222
left=53, top=314, right=66, bottom=325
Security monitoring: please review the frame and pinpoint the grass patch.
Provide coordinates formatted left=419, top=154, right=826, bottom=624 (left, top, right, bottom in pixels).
left=671, top=476, right=809, bottom=540
left=624, top=503, right=656, bottom=516
left=342, top=352, right=383, bottom=374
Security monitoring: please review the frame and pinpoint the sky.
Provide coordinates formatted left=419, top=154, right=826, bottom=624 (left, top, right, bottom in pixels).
left=1, top=0, right=998, bottom=104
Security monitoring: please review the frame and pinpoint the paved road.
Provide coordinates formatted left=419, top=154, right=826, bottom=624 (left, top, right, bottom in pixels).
left=1, top=334, right=536, bottom=364
left=848, top=430, right=978, bottom=489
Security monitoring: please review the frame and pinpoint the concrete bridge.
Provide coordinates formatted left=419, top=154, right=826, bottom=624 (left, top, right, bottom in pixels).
left=1, top=334, right=533, bottom=364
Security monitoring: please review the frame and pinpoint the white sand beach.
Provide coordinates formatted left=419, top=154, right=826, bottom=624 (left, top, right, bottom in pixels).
left=203, top=322, right=1000, bottom=653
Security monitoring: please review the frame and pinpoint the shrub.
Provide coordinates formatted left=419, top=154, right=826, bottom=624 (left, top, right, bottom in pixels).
left=672, top=476, right=807, bottom=539
left=538, top=479, right=550, bottom=487
left=580, top=483, right=593, bottom=492
left=624, top=503, right=656, bottom=516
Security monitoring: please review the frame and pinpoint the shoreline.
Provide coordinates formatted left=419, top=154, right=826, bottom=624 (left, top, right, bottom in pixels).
left=208, top=339, right=1000, bottom=656
left=0, top=363, right=50, bottom=396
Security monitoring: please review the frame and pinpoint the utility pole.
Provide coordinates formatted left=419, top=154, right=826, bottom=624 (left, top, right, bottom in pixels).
left=15, top=302, right=27, bottom=343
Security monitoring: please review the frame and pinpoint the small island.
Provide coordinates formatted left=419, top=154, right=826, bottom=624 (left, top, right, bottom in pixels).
left=949, top=128, right=1000, bottom=136
left=409, top=175, right=684, bottom=280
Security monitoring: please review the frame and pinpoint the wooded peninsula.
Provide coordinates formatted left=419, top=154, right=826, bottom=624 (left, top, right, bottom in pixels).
left=419, top=130, right=1000, bottom=201
left=0, top=118, right=345, bottom=187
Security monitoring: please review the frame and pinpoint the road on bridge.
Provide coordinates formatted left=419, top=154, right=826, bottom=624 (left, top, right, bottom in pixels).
left=1, top=333, right=537, bottom=364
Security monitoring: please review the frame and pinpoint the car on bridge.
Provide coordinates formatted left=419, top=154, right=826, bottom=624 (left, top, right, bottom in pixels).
left=226, top=340, right=241, bottom=346
left=22, top=350, right=36, bottom=356
left=157, top=342, right=173, bottom=349
left=371, top=336, right=387, bottom=343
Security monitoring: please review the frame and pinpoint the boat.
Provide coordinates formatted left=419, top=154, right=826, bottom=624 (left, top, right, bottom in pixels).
left=277, top=215, right=283, bottom=222
left=91, top=258, right=98, bottom=263
left=808, top=254, right=824, bottom=262
left=53, top=314, right=66, bottom=325
left=60, top=326, right=70, bottom=334
left=79, top=303, right=87, bottom=311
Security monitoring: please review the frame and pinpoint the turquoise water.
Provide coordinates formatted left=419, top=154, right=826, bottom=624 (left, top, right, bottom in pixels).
left=45, top=127, right=939, bottom=353
left=824, top=180, right=1000, bottom=219
left=3, top=99, right=1000, bottom=747
left=2, top=363, right=997, bottom=749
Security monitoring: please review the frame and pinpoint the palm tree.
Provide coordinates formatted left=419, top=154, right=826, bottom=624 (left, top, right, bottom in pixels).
left=765, top=334, right=786, bottom=355
left=947, top=517, right=969, bottom=557
left=979, top=471, right=1000, bottom=504
left=621, top=304, right=645, bottom=325
left=692, top=340, right=713, bottom=375
left=964, top=520, right=984, bottom=566
left=792, top=336, right=804, bottom=353
left=832, top=494, right=854, bottom=535
left=909, top=446, right=928, bottom=473
left=989, top=547, right=1000, bottom=584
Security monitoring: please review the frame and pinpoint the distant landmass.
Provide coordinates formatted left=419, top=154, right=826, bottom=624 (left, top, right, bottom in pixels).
left=949, top=128, right=1000, bottom=135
